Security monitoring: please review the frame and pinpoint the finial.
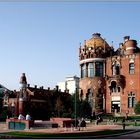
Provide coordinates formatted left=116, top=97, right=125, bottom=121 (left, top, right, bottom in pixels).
left=111, top=41, right=113, bottom=46
left=20, top=73, right=27, bottom=84
left=79, top=42, right=81, bottom=47
left=84, top=40, right=86, bottom=45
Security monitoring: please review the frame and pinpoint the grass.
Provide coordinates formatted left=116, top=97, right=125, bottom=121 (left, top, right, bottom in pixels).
left=0, top=129, right=132, bottom=138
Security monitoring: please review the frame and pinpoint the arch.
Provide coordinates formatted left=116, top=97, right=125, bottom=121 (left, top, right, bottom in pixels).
left=110, top=81, right=121, bottom=93
left=110, top=81, right=117, bottom=92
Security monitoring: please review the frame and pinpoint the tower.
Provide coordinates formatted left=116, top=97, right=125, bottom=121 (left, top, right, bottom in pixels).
left=79, top=33, right=112, bottom=115
left=18, top=73, right=28, bottom=115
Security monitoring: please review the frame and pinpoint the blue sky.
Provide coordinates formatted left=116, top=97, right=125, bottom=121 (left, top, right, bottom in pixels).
left=0, top=1, right=140, bottom=90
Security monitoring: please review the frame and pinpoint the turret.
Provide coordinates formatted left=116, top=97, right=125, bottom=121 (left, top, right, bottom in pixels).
left=123, top=36, right=137, bottom=55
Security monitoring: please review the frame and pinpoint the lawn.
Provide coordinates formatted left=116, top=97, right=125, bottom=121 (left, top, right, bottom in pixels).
left=0, top=129, right=132, bottom=138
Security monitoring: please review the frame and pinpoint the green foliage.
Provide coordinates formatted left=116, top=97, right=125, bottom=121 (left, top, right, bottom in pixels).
left=72, top=92, right=92, bottom=119
left=0, top=97, right=3, bottom=114
left=80, top=100, right=92, bottom=118
left=0, top=108, right=8, bottom=120
left=134, top=101, right=140, bottom=114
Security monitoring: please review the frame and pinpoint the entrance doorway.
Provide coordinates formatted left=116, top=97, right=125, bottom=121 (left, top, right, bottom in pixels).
left=111, top=101, right=120, bottom=113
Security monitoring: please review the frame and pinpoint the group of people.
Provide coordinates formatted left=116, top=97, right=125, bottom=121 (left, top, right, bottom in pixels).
left=18, top=113, right=31, bottom=120
left=71, top=118, right=86, bottom=131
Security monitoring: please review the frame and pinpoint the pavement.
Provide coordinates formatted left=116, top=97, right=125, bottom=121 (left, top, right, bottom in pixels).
left=0, top=122, right=121, bottom=133
left=0, top=122, right=140, bottom=139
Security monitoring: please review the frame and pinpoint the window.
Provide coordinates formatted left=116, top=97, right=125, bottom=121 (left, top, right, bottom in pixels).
left=88, top=63, right=94, bottom=77
left=112, top=61, right=120, bottom=75
left=110, top=81, right=121, bottom=93
left=128, top=92, right=136, bottom=108
left=95, top=62, right=103, bottom=77
left=81, top=64, right=86, bottom=78
left=87, top=89, right=93, bottom=107
left=118, top=87, right=121, bottom=92
left=129, top=63, right=135, bottom=74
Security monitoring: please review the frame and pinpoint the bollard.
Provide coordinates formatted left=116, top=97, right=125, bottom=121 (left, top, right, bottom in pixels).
left=122, top=123, right=125, bottom=130
left=134, top=120, right=137, bottom=126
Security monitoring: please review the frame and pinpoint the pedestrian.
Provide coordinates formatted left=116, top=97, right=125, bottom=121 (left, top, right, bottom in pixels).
left=26, top=114, right=31, bottom=120
left=18, top=114, right=25, bottom=120
left=135, top=120, right=137, bottom=126
left=122, top=117, right=125, bottom=130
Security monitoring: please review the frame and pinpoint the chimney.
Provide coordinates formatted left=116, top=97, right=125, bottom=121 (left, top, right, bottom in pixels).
left=56, top=85, right=59, bottom=91
left=119, top=43, right=123, bottom=48
left=124, top=36, right=130, bottom=42
left=27, top=84, right=30, bottom=87
left=48, top=87, right=50, bottom=91
left=34, top=85, right=37, bottom=89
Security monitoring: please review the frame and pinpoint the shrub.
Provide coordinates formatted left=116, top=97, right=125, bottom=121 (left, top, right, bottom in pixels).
left=134, top=101, right=140, bottom=114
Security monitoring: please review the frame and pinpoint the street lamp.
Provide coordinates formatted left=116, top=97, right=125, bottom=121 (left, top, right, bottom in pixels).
left=11, top=100, right=15, bottom=118
left=74, top=88, right=78, bottom=129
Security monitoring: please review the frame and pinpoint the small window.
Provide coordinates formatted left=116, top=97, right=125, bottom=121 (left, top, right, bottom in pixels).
left=129, top=63, right=135, bottom=74
left=88, top=63, right=94, bottom=78
left=118, top=87, right=121, bottom=92
left=128, top=92, right=136, bottom=108
left=112, top=61, right=120, bottom=75
left=81, top=64, right=86, bottom=78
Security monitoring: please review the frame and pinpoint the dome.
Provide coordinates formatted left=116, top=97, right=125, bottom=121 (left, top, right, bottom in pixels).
left=85, top=33, right=110, bottom=49
left=124, top=40, right=137, bottom=48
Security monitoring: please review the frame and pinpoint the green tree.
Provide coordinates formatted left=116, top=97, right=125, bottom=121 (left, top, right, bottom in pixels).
left=72, top=92, right=92, bottom=119
left=134, top=101, right=140, bottom=114
left=80, top=99, right=92, bottom=118
left=55, top=97, right=63, bottom=117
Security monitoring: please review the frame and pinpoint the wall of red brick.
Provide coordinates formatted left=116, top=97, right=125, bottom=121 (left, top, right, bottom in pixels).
left=105, top=53, right=140, bottom=115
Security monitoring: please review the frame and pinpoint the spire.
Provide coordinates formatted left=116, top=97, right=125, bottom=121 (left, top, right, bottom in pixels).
left=104, top=38, right=106, bottom=53
left=20, top=73, right=27, bottom=84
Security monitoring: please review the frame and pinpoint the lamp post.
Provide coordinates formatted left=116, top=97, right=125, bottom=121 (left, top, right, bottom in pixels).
left=11, top=100, right=15, bottom=118
left=75, top=88, right=78, bottom=129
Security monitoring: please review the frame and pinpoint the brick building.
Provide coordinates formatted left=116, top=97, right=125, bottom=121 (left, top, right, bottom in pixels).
left=3, top=73, right=72, bottom=120
left=79, top=33, right=140, bottom=116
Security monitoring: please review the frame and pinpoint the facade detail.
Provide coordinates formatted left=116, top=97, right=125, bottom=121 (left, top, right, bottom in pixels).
left=79, top=33, right=140, bottom=116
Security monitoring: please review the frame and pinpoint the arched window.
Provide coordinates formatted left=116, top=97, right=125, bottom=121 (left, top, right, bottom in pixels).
left=112, top=61, right=120, bottom=75
left=110, top=81, right=117, bottom=92
left=81, top=64, right=86, bottom=78
left=129, top=63, right=135, bottom=74
left=88, top=63, right=94, bottom=77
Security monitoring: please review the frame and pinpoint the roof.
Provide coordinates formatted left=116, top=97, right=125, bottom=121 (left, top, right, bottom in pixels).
left=85, top=33, right=110, bottom=49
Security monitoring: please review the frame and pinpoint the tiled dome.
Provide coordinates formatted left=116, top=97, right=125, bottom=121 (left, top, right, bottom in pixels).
left=85, top=33, right=110, bottom=49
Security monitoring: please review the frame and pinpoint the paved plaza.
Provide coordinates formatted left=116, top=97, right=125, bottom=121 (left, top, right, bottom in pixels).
left=0, top=122, right=122, bottom=133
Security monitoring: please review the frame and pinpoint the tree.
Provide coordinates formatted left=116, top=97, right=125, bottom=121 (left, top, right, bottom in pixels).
left=72, top=92, right=92, bottom=119
left=134, top=101, right=140, bottom=114
left=55, top=96, right=63, bottom=117
left=80, top=100, right=92, bottom=118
